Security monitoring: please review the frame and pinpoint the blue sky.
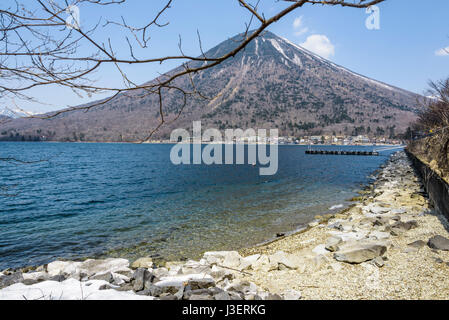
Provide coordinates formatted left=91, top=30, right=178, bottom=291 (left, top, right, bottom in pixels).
left=10, top=0, right=449, bottom=113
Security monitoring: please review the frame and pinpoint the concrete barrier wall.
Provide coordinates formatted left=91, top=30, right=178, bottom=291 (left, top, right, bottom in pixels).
left=406, top=149, right=449, bottom=220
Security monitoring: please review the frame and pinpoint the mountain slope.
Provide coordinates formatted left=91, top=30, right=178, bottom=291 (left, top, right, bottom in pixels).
left=0, top=31, right=419, bottom=142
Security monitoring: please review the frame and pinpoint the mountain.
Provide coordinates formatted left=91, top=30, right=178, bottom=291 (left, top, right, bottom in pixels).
left=0, top=31, right=420, bottom=142
left=0, top=107, right=35, bottom=119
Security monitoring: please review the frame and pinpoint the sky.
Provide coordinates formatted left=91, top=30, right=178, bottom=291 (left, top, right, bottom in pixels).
left=5, top=0, right=449, bottom=113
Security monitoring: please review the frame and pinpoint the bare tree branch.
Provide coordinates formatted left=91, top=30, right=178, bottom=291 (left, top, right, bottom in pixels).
left=0, top=0, right=386, bottom=144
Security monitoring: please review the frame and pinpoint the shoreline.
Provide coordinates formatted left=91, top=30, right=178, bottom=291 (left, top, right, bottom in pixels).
left=2, top=151, right=449, bottom=300
left=0, top=140, right=403, bottom=147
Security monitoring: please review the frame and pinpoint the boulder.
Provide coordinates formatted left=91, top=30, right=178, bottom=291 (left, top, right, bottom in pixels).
left=391, top=220, right=418, bottom=231
left=391, top=208, right=407, bottom=214
left=328, top=230, right=368, bottom=242
left=203, top=251, right=242, bottom=269
left=209, top=265, right=235, bottom=282
left=224, top=280, right=258, bottom=294
left=325, top=236, right=343, bottom=252
left=113, top=283, right=134, bottom=292
left=165, top=262, right=184, bottom=276
left=155, top=274, right=213, bottom=295
left=47, top=261, right=82, bottom=277
left=369, top=206, right=390, bottom=215
left=152, top=267, right=169, bottom=279
left=407, top=240, right=426, bottom=249
left=184, top=288, right=214, bottom=300
left=369, top=231, right=390, bottom=240
left=214, top=291, right=231, bottom=300
left=133, top=268, right=152, bottom=291
left=239, top=254, right=261, bottom=270
left=0, top=272, right=24, bottom=289
left=180, top=260, right=210, bottom=275
left=428, top=235, right=449, bottom=251
left=111, top=272, right=131, bottom=286
left=269, top=251, right=304, bottom=270
left=90, top=272, right=113, bottom=283
left=22, top=272, right=48, bottom=283
left=146, top=283, right=163, bottom=297
left=131, top=257, right=153, bottom=269
left=78, top=258, right=131, bottom=277
left=334, top=242, right=387, bottom=264
left=186, top=278, right=215, bottom=290
left=251, top=254, right=277, bottom=272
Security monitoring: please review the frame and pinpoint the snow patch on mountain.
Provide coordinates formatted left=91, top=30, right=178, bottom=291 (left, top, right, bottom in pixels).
left=268, top=38, right=302, bottom=67
left=278, top=36, right=401, bottom=94
left=0, top=106, right=35, bottom=118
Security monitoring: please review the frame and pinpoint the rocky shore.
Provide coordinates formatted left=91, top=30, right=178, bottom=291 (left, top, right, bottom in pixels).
left=1, top=151, right=449, bottom=300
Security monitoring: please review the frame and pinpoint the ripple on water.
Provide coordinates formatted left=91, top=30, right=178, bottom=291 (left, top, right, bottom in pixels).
left=0, top=143, right=395, bottom=269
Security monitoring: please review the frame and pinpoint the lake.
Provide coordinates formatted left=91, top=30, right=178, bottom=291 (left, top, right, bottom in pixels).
left=0, top=142, right=396, bottom=270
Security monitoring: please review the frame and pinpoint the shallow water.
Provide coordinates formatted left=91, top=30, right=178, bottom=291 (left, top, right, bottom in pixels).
left=0, top=142, right=395, bottom=269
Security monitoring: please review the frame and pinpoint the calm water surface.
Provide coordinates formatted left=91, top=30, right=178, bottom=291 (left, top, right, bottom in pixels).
left=0, top=142, right=395, bottom=269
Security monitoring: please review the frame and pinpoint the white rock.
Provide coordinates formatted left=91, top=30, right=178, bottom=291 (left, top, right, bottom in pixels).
left=224, top=279, right=258, bottom=294
left=325, top=236, right=343, bottom=252
left=0, top=278, right=154, bottom=300
left=111, top=272, right=130, bottom=285
left=131, top=257, right=153, bottom=269
left=334, top=241, right=387, bottom=264
left=78, top=258, right=131, bottom=277
left=312, top=244, right=328, bottom=255
left=181, top=260, right=210, bottom=275
left=282, top=289, right=302, bottom=300
left=251, top=255, right=277, bottom=272
left=369, top=206, right=390, bottom=215
left=168, top=265, right=183, bottom=276
left=239, top=254, right=261, bottom=270
left=328, top=230, right=368, bottom=242
left=369, top=231, right=390, bottom=240
left=152, top=267, right=169, bottom=278
left=391, top=208, right=407, bottom=214
left=156, top=273, right=213, bottom=288
left=203, top=251, right=242, bottom=269
left=22, top=272, right=48, bottom=281
left=209, top=265, right=235, bottom=281
left=47, top=261, right=82, bottom=277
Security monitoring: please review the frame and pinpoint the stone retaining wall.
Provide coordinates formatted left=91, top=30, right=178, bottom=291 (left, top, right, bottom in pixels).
left=406, top=149, right=449, bottom=220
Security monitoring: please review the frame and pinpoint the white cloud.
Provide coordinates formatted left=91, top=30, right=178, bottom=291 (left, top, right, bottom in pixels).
left=293, top=16, right=309, bottom=37
left=293, top=16, right=303, bottom=29
left=300, top=34, right=335, bottom=59
left=294, top=27, right=309, bottom=37
left=435, top=46, right=449, bottom=56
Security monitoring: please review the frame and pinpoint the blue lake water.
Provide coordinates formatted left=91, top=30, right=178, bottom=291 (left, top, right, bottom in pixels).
left=0, top=142, right=396, bottom=270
